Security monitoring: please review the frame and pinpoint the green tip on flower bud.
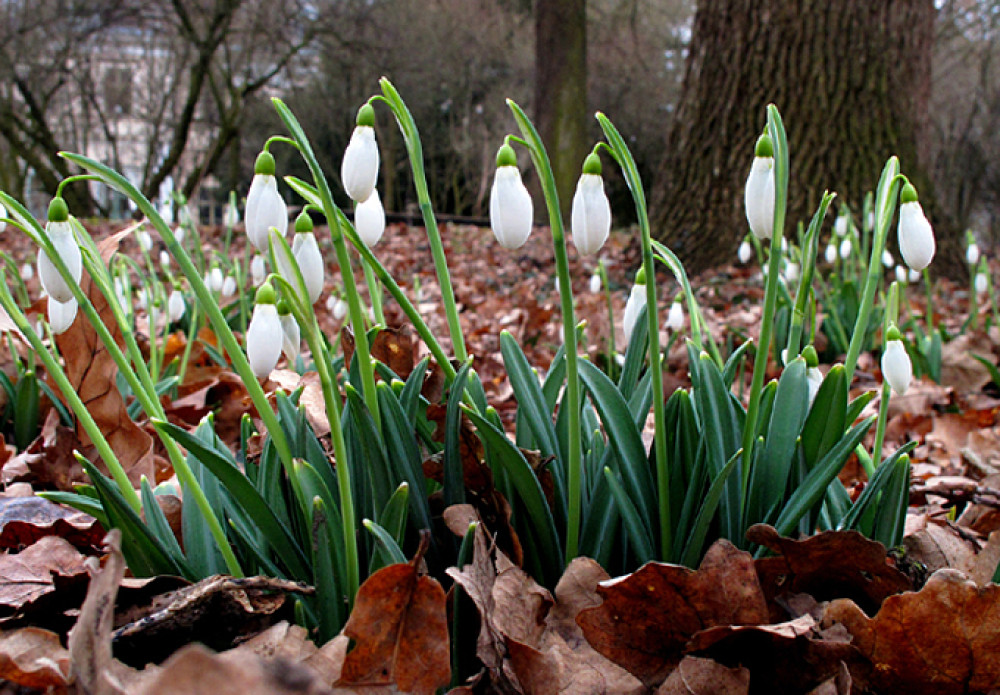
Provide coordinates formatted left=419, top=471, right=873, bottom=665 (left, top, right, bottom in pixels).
left=802, top=345, right=819, bottom=368
left=254, top=151, right=276, bottom=176
left=582, top=152, right=602, bottom=176
left=255, top=281, right=276, bottom=305
left=356, top=103, right=375, bottom=128
left=635, top=267, right=646, bottom=285
left=47, top=197, right=69, bottom=222
left=886, top=325, right=902, bottom=342
left=496, top=143, right=517, bottom=168
left=900, top=182, right=919, bottom=204
left=754, top=132, right=773, bottom=158
left=276, top=299, right=291, bottom=316
left=294, top=210, right=313, bottom=234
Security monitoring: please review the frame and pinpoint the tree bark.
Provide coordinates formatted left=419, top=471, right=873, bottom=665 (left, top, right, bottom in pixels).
left=653, top=0, right=962, bottom=278
left=534, top=0, right=588, bottom=219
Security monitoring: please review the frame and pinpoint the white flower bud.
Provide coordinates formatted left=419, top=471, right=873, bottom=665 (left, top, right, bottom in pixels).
left=490, top=165, right=533, bottom=250
left=251, top=254, right=267, bottom=286
left=834, top=214, right=849, bottom=237
left=174, top=225, right=185, bottom=245
left=209, top=267, right=224, bottom=292
left=160, top=250, right=171, bottom=270
left=245, top=174, right=288, bottom=252
left=666, top=301, right=684, bottom=331
left=292, top=231, right=324, bottom=304
left=784, top=262, right=800, bottom=283
left=167, top=289, right=185, bottom=322
left=589, top=272, right=602, bottom=294
left=895, top=265, right=907, bottom=283
left=744, top=155, right=775, bottom=240
left=908, top=268, right=921, bottom=283
left=247, top=302, right=282, bottom=379
left=222, top=275, right=237, bottom=297
left=967, top=242, right=980, bottom=266
left=881, top=339, right=912, bottom=396
left=623, top=283, right=646, bottom=342
left=0, top=202, right=7, bottom=233
left=280, top=313, right=300, bottom=362
left=839, top=238, right=852, bottom=260
left=333, top=298, right=347, bottom=320
left=807, top=367, right=823, bottom=406
left=897, top=185, right=935, bottom=271
left=341, top=125, right=380, bottom=203
left=570, top=165, right=611, bottom=256
left=224, top=202, right=240, bottom=228
left=48, top=297, right=78, bottom=334
left=37, top=220, right=82, bottom=304
left=882, top=250, right=894, bottom=268
left=20, top=263, right=33, bottom=281
left=355, top=188, right=386, bottom=247
left=136, top=229, right=152, bottom=252
left=824, top=244, right=837, bottom=264
left=738, top=240, right=753, bottom=264
left=975, top=272, right=988, bottom=295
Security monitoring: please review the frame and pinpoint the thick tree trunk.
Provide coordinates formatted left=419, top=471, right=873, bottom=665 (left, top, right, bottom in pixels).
left=534, top=0, right=588, bottom=219
left=653, top=0, right=963, bottom=278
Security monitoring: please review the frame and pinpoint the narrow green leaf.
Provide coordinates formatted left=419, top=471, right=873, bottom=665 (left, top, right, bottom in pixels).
left=603, top=468, right=655, bottom=564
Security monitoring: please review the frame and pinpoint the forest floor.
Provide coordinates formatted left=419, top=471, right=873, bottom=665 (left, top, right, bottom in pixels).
left=1, top=221, right=999, bottom=694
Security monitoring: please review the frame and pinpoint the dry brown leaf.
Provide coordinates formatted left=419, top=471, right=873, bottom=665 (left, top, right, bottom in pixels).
left=748, top=524, right=911, bottom=619
left=824, top=568, right=1000, bottom=694
left=268, top=370, right=329, bottom=438
left=0, top=493, right=104, bottom=550
left=940, top=331, right=995, bottom=394
left=0, top=535, right=89, bottom=619
left=903, top=515, right=1000, bottom=586
left=3, top=409, right=86, bottom=490
left=655, top=656, right=749, bottom=695
left=0, top=626, right=72, bottom=690
left=337, top=539, right=450, bottom=694
left=576, top=540, right=768, bottom=687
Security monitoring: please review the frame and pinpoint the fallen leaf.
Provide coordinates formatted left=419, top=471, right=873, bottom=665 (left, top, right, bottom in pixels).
left=655, top=656, right=749, bottom=695
left=0, top=535, right=89, bottom=619
left=0, top=493, right=103, bottom=551
left=0, top=626, right=71, bottom=689
left=337, top=536, right=450, bottom=694
left=747, top=524, right=911, bottom=619
left=824, top=568, right=1000, bottom=694
left=903, top=515, right=999, bottom=586
left=576, top=540, right=768, bottom=687
left=3, top=409, right=86, bottom=491
left=267, top=370, right=329, bottom=438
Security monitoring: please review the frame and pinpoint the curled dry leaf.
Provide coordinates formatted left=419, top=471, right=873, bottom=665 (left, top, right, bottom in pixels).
left=655, top=656, right=749, bottom=695
left=747, top=524, right=911, bottom=619
left=824, top=568, right=1000, bottom=694
left=3, top=409, right=86, bottom=491
left=576, top=539, right=768, bottom=688
left=337, top=538, right=450, bottom=695
left=0, top=535, right=89, bottom=621
left=0, top=494, right=104, bottom=551
left=0, top=626, right=71, bottom=689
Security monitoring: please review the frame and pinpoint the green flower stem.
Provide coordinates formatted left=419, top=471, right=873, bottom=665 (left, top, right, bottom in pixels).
left=595, top=113, right=671, bottom=559
left=362, top=259, right=385, bottom=326
left=741, top=105, right=790, bottom=485
left=843, top=161, right=904, bottom=381
left=598, top=260, right=615, bottom=370
left=58, top=152, right=297, bottom=478
left=871, top=282, right=900, bottom=468
left=785, top=192, right=835, bottom=360
left=507, top=99, right=582, bottom=563
left=377, top=79, right=467, bottom=363
left=270, top=272, right=359, bottom=604
left=270, top=99, right=381, bottom=432
left=921, top=268, right=935, bottom=333
left=177, top=302, right=199, bottom=384
left=0, top=274, right=141, bottom=512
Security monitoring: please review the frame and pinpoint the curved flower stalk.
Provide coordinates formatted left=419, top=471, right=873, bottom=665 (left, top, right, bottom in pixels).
left=489, top=143, right=533, bottom=250
left=246, top=151, right=288, bottom=252
left=341, top=103, right=380, bottom=203
left=570, top=152, right=611, bottom=256
left=37, top=198, right=82, bottom=304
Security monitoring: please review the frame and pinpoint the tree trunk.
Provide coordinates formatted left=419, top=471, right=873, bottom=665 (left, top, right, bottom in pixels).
left=653, top=0, right=963, bottom=278
left=534, top=0, right=588, bottom=219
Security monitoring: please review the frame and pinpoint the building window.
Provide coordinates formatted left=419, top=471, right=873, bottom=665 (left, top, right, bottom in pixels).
left=103, top=66, right=132, bottom=116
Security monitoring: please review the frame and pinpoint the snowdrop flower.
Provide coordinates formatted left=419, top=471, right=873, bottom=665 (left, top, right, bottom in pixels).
left=222, top=275, right=237, bottom=297
left=278, top=301, right=300, bottom=363
left=622, top=271, right=647, bottom=342
left=967, top=241, right=980, bottom=266
left=897, top=183, right=935, bottom=271
left=48, top=297, right=77, bottom=335
left=160, top=250, right=171, bottom=270
left=224, top=200, right=240, bottom=228
left=824, top=243, right=837, bottom=264
left=738, top=240, right=753, bottom=264
left=784, top=262, right=800, bottom=283
left=908, top=268, right=921, bottom=283
left=245, top=151, right=288, bottom=252
left=0, top=201, right=7, bottom=233
left=834, top=214, right=849, bottom=238
left=20, top=263, right=33, bottom=281
left=246, top=282, right=282, bottom=379
left=206, top=266, right=223, bottom=292
left=113, top=277, right=128, bottom=313
left=251, top=254, right=266, bottom=286
left=802, top=346, right=822, bottom=406
left=744, top=133, right=775, bottom=240
left=290, top=212, right=324, bottom=304
left=839, top=238, right=852, bottom=260
left=37, top=198, right=82, bottom=304
left=136, top=228, right=153, bottom=252
left=490, top=143, right=533, bottom=249
left=666, top=300, right=684, bottom=332
left=355, top=188, right=386, bottom=247
left=867, top=211, right=875, bottom=232
left=137, top=288, right=149, bottom=311
left=589, top=271, right=602, bottom=294
left=882, top=250, right=894, bottom=268
left=174, top=225, right=185, bottom=245
left=332, top=298, right=347, bottom=320
left=554, top=276, right=560, bottom=294
left=570, top=153, right=611, bottom=256
left=881, top=327, right=912, bottom=396
left=341, top=103, right=379, bottom=203
left=895, top=265, right=908, bottom=284
left=167, top=289, right=185, bottom=322
left=975, top=272, right=988, bottom=296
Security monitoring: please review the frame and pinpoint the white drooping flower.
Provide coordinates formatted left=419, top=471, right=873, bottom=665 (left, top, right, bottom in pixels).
left=0, top=201, right=7, bottom=233
left=136, top=228, right=153, bottom=252
left=355, top=188, right=386, bottom=247
left=666, top=300, right=684, bottom=331
left=222, top=275, right=237, bottom=297
left=245, top=151, right=288, bottom=252
left=784, top=262, right=800, bottom=283
left=160, top=250, right=171, bottom=270
left=897, top=183, right=935, bottom=271
left=48, top=296, right=78, bottom=335
left=589, top=272, right=602, bottom=294
left=882, top=250, right=894, bottom=268
left=279, top=306, right=300, bottom=363
left=293, top=231, right=324, bottom=304
left=251, top=254, right=267, bottom=286
left=839, top=238, right=852, bottom=260
left=824, top=243, right=837, bottom=264
left=881, top=330, right=912, bottom=396
left=967, top=242, right=980, bottom=266
left=37, top=198, right=82, bottom=304
left=247, top=283, right=282, bottom=379
left=20, top=263, right=33, bottom=281
left=895, top=265, right=908, bottom=284
left=570, top=153, right=611, bottom=256
left=834, top=214, right=849, bottom=238
left=332, top=298, right=347, bottom=320
left=207, top=267, right=223, bottom=292
left=341, top=104, right=380, bottom=203
left=744, top=133, right=775, bottom=240
left=806, top=367, right=824, bottom=406
left=167, top=289, right=185, bottom=322
left=623, top=280, right=647, bottom=343
left=490, top=143, right=533, bottom=250
left=174, top=225, right=186, bottom=245
left=738, top=240, right=753, bottom=264
left=908, top=268, right=921, bottom=283
left=224, top=200, right=240, bottom=228
left=975, top=272, right=988, bottom=295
